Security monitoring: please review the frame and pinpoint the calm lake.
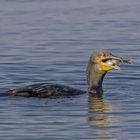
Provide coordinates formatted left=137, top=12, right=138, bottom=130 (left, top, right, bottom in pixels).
left=0, top=0, right=140, bottom=139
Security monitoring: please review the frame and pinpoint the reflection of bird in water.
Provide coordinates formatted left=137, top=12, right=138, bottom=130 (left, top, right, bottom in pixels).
left=8, top=51, right=131, bottom=98
left=88, top=95, right=110, bottom=127
left=88, top=95, right=113, bottom=139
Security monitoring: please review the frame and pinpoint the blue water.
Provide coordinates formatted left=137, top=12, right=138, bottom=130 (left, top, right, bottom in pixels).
left=0, top=0, right=140, bottom=139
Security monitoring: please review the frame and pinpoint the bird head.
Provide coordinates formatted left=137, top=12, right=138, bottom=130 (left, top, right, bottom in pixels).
left=90, top=50, right=131, bottom=72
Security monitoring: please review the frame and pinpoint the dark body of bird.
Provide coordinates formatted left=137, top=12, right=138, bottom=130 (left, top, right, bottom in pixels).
left=9, top=83, right=85, bottom=98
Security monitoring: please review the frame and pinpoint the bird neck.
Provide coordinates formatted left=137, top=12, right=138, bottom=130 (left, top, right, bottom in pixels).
left=86, top=61, right=106, bottom=95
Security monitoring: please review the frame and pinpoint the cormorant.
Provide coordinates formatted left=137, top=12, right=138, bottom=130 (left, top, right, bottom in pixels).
left=8, top=51, right=131, bottom=97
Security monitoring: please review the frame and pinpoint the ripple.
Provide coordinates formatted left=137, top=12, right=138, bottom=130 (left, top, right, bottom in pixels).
left=0, top=0, right=140, bottom=140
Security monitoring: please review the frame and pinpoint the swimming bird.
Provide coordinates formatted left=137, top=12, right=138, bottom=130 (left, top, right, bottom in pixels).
left=8, top=50, right=131, bottom=97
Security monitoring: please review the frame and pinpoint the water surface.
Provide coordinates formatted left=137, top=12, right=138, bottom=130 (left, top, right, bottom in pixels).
left=0, top=0, right=140, bottom=139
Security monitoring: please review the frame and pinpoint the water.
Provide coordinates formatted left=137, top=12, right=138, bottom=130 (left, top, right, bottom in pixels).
left=0, top=0, right=140, bottom=139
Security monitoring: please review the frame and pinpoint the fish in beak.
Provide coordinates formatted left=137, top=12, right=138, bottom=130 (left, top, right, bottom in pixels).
left=98, top=51, right=132, bottom=71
